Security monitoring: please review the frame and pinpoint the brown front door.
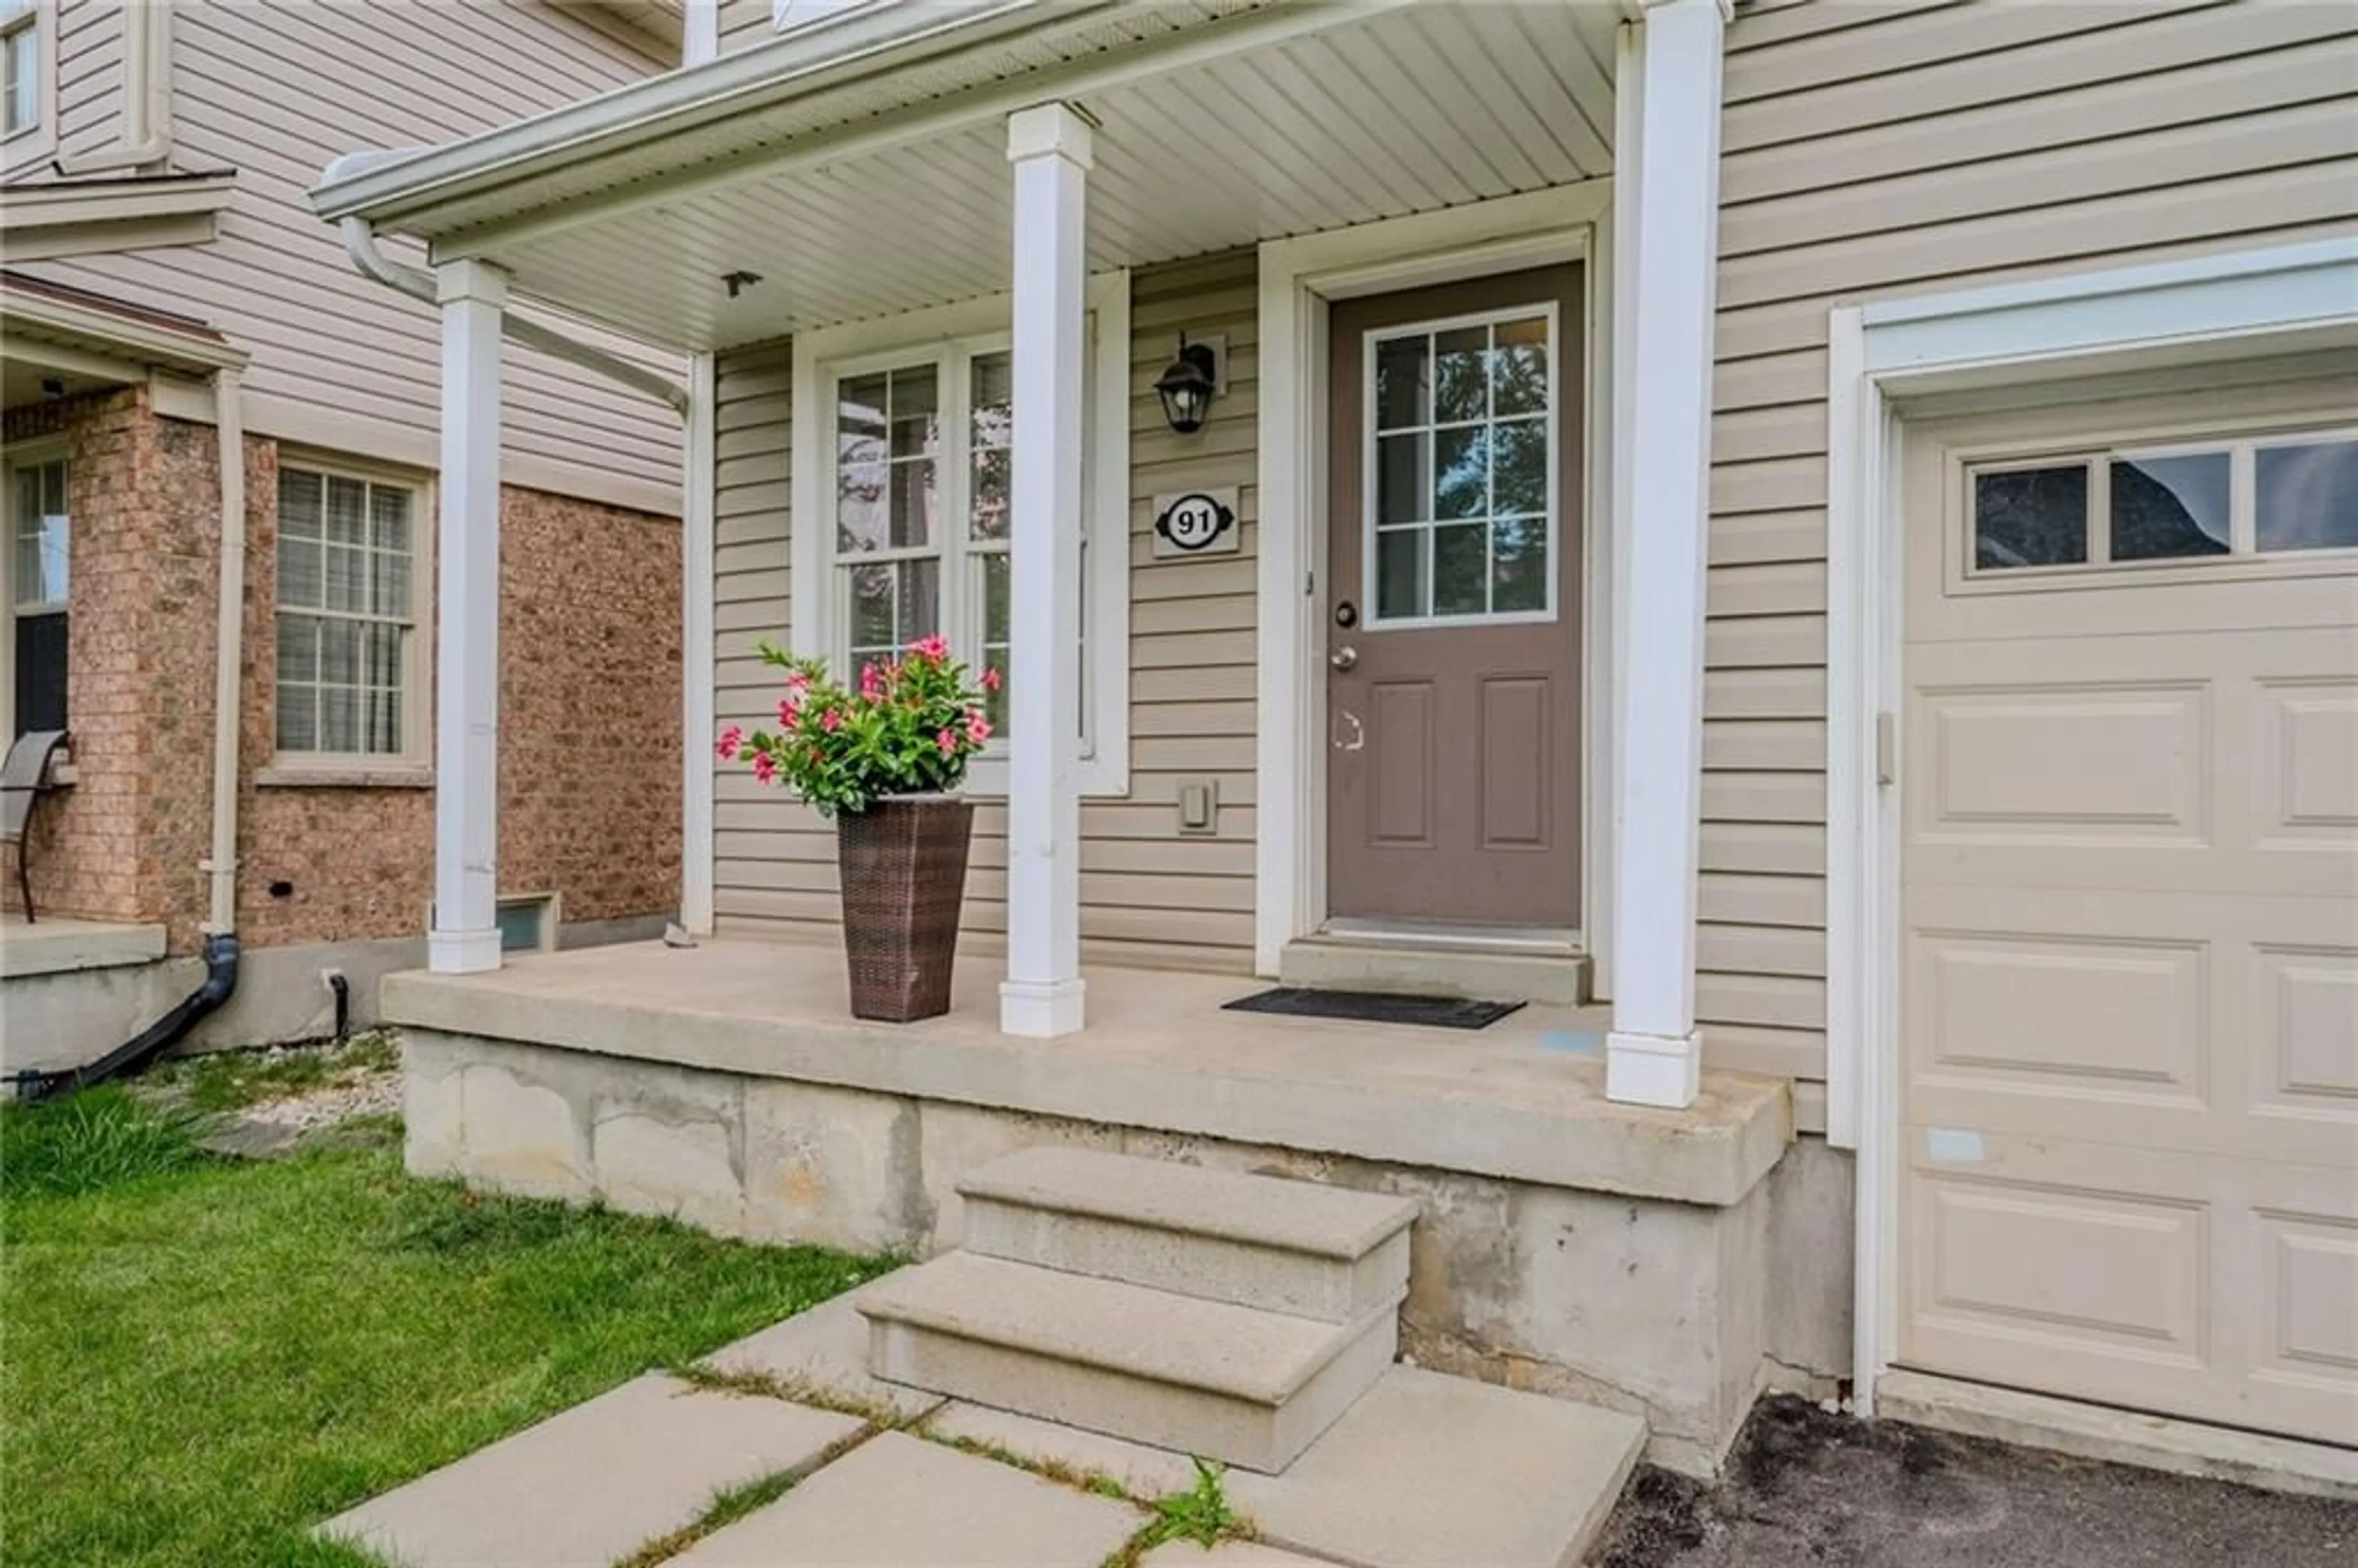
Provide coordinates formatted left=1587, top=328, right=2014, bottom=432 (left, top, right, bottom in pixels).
left=1325, top=266, right=1583, bottom=928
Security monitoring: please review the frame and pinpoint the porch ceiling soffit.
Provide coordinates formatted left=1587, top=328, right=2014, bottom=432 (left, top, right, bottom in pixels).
left=311, top=1, right=1619, bottom=354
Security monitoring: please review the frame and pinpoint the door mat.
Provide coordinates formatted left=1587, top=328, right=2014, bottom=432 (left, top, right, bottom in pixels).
left=1221, top=987, right=1526, bottom=1030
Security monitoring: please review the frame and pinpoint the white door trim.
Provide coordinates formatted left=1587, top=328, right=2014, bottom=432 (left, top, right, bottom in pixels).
left=1826, top=236, right=2358, bottom=1419
left=1253, top=179, right=1616, bottom=981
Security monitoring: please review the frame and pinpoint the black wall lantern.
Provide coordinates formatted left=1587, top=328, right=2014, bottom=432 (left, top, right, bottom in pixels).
left=1153, top=334, right=1220, bottom=435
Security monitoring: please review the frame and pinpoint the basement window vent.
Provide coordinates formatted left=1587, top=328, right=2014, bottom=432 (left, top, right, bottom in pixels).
left=496, top=895, right=557, bottom=954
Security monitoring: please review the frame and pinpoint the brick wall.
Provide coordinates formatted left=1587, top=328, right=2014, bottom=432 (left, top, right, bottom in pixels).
left=6, top=392, right=680, bottom=952
left=6, top=386, right=216, bottom=937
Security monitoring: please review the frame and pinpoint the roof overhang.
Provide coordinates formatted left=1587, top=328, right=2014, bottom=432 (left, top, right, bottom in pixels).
left=308, top=1, right=1621, bottom=354
left=2, top=271, right=246, bottom=408
left=0, top=171, right=237, bottom=265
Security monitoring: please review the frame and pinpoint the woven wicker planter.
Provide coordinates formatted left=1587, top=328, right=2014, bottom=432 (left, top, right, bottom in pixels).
left=836, top=794, right=975, bottom=1023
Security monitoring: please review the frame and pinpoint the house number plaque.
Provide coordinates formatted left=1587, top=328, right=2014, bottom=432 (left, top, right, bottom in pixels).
left=1151, top=488, right=1240, bottom=558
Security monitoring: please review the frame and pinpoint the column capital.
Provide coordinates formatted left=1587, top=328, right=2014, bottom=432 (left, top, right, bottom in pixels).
left=435, top=256, right=510, bottom=308
left=1006, top=101, right=1095, bottom=170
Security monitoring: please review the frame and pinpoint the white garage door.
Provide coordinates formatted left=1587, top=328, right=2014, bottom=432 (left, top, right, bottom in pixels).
left=1899, top=378, right=2358, bottom=1447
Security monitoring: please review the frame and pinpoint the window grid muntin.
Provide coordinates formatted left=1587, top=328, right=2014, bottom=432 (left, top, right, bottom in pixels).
left=1361, top=303, right=1558, bottom=629
left=1964, top=422, right=2358, bottom=581
left=823, top=333, right=1095, bottom=753
left=274, top=465, right=417, bottom=758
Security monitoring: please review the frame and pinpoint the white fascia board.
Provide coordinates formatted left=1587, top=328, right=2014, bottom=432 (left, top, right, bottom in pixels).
left=0, top=290, right=247, bottom=376
left=0, top=171, right=236, bottom=230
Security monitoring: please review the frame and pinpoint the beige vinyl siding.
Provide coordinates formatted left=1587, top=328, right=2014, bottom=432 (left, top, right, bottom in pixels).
left=716, top=0, right=771, bottom=55
left=18, top=0, right=680, bottom=505
left=53, top=0, right=123, bottom=166
left=1703, top=0, right=2358, bottom=1114
left=710, top=254, right=1262, bottom=971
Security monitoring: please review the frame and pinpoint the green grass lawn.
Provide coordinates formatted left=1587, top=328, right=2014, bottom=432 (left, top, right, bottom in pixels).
left=0, top=1089, right=885, bottom=1568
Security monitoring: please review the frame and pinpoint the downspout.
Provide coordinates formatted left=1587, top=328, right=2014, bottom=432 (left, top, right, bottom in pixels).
left=325, top=165, right=687, bottom=413
left=204, top=369, right=246, bottom=938
left=13, top=369, right=247, bottom=1103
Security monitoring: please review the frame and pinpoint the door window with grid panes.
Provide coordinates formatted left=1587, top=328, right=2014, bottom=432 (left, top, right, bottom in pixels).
left=829, top=339, right=1082, bottom=742
left=274, top=467, right=418, bottom=758
left=1366, top=307, right=1558, bottom=626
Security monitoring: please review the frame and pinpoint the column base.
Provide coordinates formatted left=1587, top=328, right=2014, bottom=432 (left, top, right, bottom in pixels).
left=429, top=928, right=503, bottom=975
left=1000, top=976, right=1087, bottom=1038
left=1607, top=1027, right=1702, bottom=1108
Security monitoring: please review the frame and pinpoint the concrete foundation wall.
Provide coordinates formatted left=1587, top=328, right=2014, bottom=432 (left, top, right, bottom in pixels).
left=0, top=956, right=203, bottom=1076
left=402, top=1028, right=1849, bottom=1475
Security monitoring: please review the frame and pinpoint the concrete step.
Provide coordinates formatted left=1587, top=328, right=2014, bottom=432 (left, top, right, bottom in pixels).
left=1278, top=934, right=1592, bottom=1004
left=957, top=1146, right=1418, bottom=1322
left=858, top=1251, right=1400, bottom=1473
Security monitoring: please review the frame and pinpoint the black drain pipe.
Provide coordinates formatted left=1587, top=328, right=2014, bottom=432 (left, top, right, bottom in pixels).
left=12, top=933, right=240, bottom=1105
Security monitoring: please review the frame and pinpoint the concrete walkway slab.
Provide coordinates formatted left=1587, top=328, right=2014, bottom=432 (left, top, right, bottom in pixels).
left=925, top=1400, right=1204, bottom=1499
left=1139, top=1542, right=1331, bottom=1567
left=670, top=1429, right=1141, bottom=1566
left=701, top=1290, right=945, bottom=1422
left=317, top=1373, right=859, bottom=1567
left=1226, top=1367, right=1644, bottom=1568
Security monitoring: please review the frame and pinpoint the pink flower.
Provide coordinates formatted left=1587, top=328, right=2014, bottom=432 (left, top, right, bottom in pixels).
left=750, top=751, right=777, bottom=783
left=909, top=633, right=949, bottom=661
left=776, top=698, right=800, bottom=726
left=965, top=707, right=992, bottom=743
left=860, top=662, right=883, bottom=699
left=936, top=727, right=958, bottom=755
left=715, top=724, right=743, bottom=760
left=979, top=666, right=1002, bottom=692
left=820, top=707, right=842, bottom=732
left=785, top=669, right=812, bottom=694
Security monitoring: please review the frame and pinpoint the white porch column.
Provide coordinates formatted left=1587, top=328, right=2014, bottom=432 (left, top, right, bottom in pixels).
left=1607, top=0, right=1727, bottom=1107
left=1000, top=102, right=1092, bottom=1038
left=428, top=257, right=508, bottom=974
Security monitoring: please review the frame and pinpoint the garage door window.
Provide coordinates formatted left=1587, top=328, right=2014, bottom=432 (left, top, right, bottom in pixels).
left=1968, top=426, right=2357, bottom=576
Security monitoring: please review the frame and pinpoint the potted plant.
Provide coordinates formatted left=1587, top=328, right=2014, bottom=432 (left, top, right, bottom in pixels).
left=718, top=635, right=996, bottom=1022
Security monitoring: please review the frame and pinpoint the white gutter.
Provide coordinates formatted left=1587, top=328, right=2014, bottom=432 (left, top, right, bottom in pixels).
left=202, top=369, right=246, bottom=935
left=327, top=147, right=686, bottom=413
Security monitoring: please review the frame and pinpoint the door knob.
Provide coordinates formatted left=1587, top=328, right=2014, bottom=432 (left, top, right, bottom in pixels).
left=1329, top=645, right=1358, bottom=671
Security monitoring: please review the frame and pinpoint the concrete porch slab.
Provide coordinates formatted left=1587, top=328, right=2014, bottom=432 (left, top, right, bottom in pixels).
left=669, top=1429, right=1140, bottom=1565
left=701, top=1290, right=947, bottom=1424
left=383, top=939, right=1789, bottom=1206
left=0, top=915, right=166, bottom=978
left=316, top=1373, right=859, bottom=1567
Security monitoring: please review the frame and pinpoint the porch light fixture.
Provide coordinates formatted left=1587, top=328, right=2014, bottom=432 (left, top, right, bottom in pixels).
left=1153, top=335, right=1219, bottom=435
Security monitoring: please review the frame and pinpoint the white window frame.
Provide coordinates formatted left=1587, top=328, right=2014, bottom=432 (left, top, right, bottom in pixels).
left=1360, top=301, right=1563, bottom=631
left=0, top=0, right=57, bottom=172
left=789, top=273, right=1132, bottom=797
left=269, top=454, right=434, bottom=773
left=1, top=441, right=69, bottom=742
